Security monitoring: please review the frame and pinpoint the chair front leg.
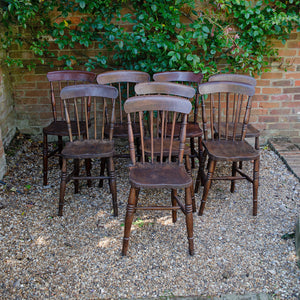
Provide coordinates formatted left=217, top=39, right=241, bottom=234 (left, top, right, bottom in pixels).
left=122, top=187, right=138, bottom=256
left=108, top=157, right=118, bottom=217
left=185, top=186, right=194, bottom=255
left=58, top=136, right=63, bottom=168
left=198, top=159, right=216, bottom=216
left=74, top=159, right=80, bottom=193
left=252, top=158, right=260, bottom=216
left=171, top=189, right=178, bottom=223
left=85, top=158, right=92, bottom=187
left=195, top=148, right=207, bottom=193
left=185, top=154, right=196, bottom=212
left=58, top=158, right=67, bottom=216
left=43, top=133, right=48, bottom=186
left=99, top=158, right=106, bottom=188
left=190, top=137, right=195, bottom=169
left=230, top=161, right=237, bottom=193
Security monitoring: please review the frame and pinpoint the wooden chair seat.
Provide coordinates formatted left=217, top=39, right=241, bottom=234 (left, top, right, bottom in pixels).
left=203, top=140, right=260, bottom=161
left=43, top=120, right=87, bottom=136
left=129, top=163, right=192, bottom=189
left=62, top=140, right=114, bottom=159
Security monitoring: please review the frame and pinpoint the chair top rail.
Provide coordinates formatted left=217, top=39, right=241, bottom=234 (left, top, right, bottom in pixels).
left=153, top=71, right=203, bottom=83
left=208, top=74, right=256, bottom=86
left=124, top=95, right=192, bottom=115
left=198, top=81, right=255, bottom=96
left=60, top=84, right=118, bottom=99
left=97, top=70, right=150, bottom=84
left=47, top=70, right=96, bottom=82
left=135, top=82, right=195, bottom=98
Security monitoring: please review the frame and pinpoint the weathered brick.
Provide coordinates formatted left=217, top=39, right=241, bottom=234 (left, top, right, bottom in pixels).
left=278, top=49, right=297, bottom=56
left=283, top=87, right=300, bottom=94
left=272, top=80, right=292, bottom=86
left=287, top=41, right=300, bottom=48
left=258, top=116, right=279, bottom=122
left=262, top=87, right=282, bottom=94
left=259, top=102, right=280, bottom=108
left=286, top=72, right=300, bottom=79
left=261, top=72, right=283, bottom=79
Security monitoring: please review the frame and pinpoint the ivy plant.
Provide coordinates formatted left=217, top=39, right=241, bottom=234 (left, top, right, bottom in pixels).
left=0, top=0, right=299, bottom=76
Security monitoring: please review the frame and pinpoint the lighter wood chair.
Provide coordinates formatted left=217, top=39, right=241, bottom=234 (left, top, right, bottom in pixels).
left=196, top=82, right=259, bottom=216
left=58, top=84, right=118, bottom=217
left=43, top=70, right=96, bottom=186
left=122, top=94, right=194, bottom=256
left=153, top=71, right=203, bottom=170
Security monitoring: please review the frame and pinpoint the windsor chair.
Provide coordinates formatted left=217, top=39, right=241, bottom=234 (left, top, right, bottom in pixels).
left=153, top=71, right=203, bottom=170
left=43, top=70, right=96, bottom=186
left=122, top=94, right=194, bottom=256
left=58, top=84, right=118, bottom=217
left=195, top=82, right=259, bottom=216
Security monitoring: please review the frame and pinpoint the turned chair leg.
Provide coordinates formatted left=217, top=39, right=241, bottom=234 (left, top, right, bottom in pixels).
left=185, top=154, right=196, bottom=212
left=74, top=159, right=80, bottom=193
left=195, top=148, right=207, bottom=193
left=108, top=157, right=118, bottom=217
left=122, top=187, right=138, bottom=256
left=230, top=161, right=237, bottom=193
left=190, top=137, right=195, bottom=169
left=58, top=136, right=63, bottom=169
left=185, top=186, right=194, bottom=255
left=58, top=158, right=67, bottom=216
left=43, top=133, right=48, bottom=186
left=99, top=158, right=106, bottom=188
left=198, top=159, right=216, bottom=216
left=171, top=189, right=178, bottom=223
left=252, top=158, right=259, bottom=216
left=85, top=158, right=92, bottom=187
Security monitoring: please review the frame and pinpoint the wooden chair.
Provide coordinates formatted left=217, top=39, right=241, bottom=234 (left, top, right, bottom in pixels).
left=58, top=84, right=118, bottom=217
left=134, top=81, right=197, bottom=212
left=195, top=82, right=259, bottom=216
left=43, top=70, right=96, bottom=186
left=153, top=71, right=203, bottom=169
left=208, top=74, right=260, bottom=150
left=96, top=70, right=150, bottom=158
left=122, top=94, right=194, bottom=256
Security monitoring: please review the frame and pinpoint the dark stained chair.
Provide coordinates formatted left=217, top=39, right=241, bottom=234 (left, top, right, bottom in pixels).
left=134, top=81, right=197, bottom=211
left=153, top=71, right=203, bottom=169
left=96, top=70, right=150, bottom=158
left=122, top=94, right=194, bottom=256
left=58, top=84, right=118, bottom=217
left=43, top=70, right=96, bottom=186
left=195, top=81, right=259, bottom=216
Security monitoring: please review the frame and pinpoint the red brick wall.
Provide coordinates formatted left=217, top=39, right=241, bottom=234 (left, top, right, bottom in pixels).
left=253, top=30, right=300, bottom=144
left=0, top=32, right=299, bottom=147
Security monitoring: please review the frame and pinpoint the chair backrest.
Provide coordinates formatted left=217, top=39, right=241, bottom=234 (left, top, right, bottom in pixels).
left=124, top=95, right=192, bottom=165
left=96, top=70, right=150, bottom=125
left=135, top=82, right=195, bottom=98
left=153, top=71, right=203, bottom=123
left=60, top=84, right=118, bottom=142
left=208, top=74, right=257, bottom=86
left=47, top=70, right=96, bottom=122
left=198, top=82, right=255, bottom=141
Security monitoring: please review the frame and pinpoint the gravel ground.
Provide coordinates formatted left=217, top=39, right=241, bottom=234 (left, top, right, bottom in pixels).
left=0, top=134, right=299, bottom=299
